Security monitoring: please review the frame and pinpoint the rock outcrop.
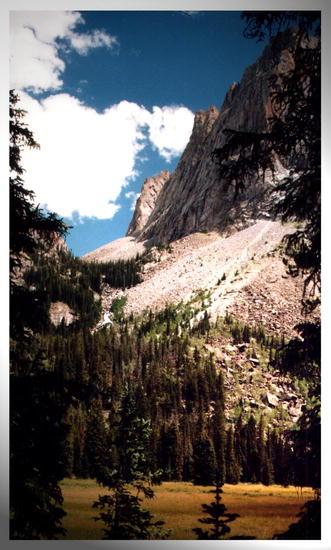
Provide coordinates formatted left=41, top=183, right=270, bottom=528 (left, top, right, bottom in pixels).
left=128, top=31, right=295, bottom=244
left=83, top=236, right=147, bottom=262
left=126, top=170, right=170, bottom=237
left=49, top=301, right=78, bottom=327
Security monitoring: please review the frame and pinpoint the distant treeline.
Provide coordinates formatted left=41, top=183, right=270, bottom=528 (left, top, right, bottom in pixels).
left=23, top=249, right=146, bottom=330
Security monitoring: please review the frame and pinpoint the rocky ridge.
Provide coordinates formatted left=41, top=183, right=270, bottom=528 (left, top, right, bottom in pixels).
left=128, top=31, right=295, bottom=244
left=83, top=236, right=147, bottom=262
left=126, top=170, right=170, bottom=238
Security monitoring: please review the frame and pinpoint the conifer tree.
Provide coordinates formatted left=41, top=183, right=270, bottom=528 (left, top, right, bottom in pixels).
left=193, top=479, right=239, bottom=539
left=225, top=426, right=240, bottom=484
left=93, top=481, right=168, bottom=540
left=214, top=11, right=321, bottom=312
left=93, top=384, right=167, bottom=539
left=263, top=428, right=275, bottom=486
left=192, top=434, right=217, bottom=486
left=85, top=399, right=109, bottom=480
left=274, top=497, right=321, bottom=540
left=258, top=416, right=273, bottom=486
left=234, top=414, right=246, bottom=481
left=10, top=91, right=68, bottom=539
left=212, top=373, right=226, bottom=484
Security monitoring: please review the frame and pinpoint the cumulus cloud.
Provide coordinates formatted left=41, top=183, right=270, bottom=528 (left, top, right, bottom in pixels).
left=19, top=93, right=146, bottom=219
left=18, top=93, right=194, bottom=221
left=147, top=106, right=194, bottom=162
left=10, top=11, right=118, bottom=92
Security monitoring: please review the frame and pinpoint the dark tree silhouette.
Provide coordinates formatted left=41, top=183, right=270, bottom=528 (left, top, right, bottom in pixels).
left=93, top=384, right=168, bottom=539
left=214, top=11, right=320, bottom=313
left=10, top=91, right=69, bottom=539
left=193, top=480, right=239, bottom=540
left=93, top=481, right=168, bottom=540
left=274, top=497, right=321, bottom=540
left=10, top=90, right=67, bottom=272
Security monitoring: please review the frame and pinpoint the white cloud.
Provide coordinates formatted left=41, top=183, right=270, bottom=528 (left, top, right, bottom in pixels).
left=19, top=93, right=146, bottom=219
left=69, top=29, right=118, bottom=55
left=10, top=11, right=118, bottom=92
left=147, top=106, right=194, bottom=162
left=18, top=93, right=194, bottom=220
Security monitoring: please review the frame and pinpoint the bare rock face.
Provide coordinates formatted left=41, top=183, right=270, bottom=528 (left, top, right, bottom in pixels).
left=36, top=231, right=69, bottom=260
left=126, top=170, right=170, bottom=237
left=134, top=31, right=296, bottom=244
left=49, top=301, right=78, bottom=327
left=10, top=231, right=68, bottom=287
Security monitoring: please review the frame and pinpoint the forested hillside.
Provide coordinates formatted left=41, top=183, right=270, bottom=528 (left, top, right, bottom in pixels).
left=17, top=250, right=321, bottom=488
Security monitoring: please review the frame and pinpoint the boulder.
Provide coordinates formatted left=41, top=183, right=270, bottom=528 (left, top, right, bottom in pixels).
left=263, top=392, right=279, bottom=408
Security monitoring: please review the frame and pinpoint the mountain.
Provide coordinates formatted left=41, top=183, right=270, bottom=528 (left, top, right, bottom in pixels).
left=86, top=31, right=295, bottom=265
left=127, top=31, right=294, bottom=244
left=82, top=30, right=319, bottom=335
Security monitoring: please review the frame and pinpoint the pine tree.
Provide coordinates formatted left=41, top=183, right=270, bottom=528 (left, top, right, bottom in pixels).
left=10, top=369, right=67, bottom=539
left=192, top=434, right=217, bottom=486
left=93, top=481, right=168, bottom=540
left=193, top=480, right=239, bottom=539
left=93, top=384, right=167, bottom=539
left=85, top=400, right=109, bottom=480
left=258, top=416, right=273, bottom=486
left=274, top=497, right=321, bottom=540
left=234, top=414, right=246, bottom=482
left=212, top=373, right=226, bottom=484
left=10, top=90, right=67, bottom=271
left=10, top=91, right=68, bottom=539
left=246, top=416, right=259, bottom=482
left=214, top=12, right=321, bottom=312
left=264, top=428, right=275, bottom=486
left=225, top=426, right=240, bottom=484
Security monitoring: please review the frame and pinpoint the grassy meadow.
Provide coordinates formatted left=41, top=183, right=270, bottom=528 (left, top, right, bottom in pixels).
left=60, top=479, right=314, bottom=540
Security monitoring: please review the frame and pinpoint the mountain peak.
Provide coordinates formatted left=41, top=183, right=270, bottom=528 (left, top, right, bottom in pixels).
left=126, top=170, right=171, bottom=238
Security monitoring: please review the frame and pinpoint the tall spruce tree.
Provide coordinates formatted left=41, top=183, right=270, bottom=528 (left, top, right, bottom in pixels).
left=225, top=426, right=240, bottom=484
left=213, top=11, right=321, bottom=313
left=10, top=91, right=68, bottom=539
left=192, top=434, right=217, bottom=486
left=246, top=416, right=259, bottom=483
left=85, top=399, right=109, bottom=480
left=212, top=373, right=226, bottom=484
left=257, top=416, right=273, bottom=486
left=93, top=384, right=167, bottom=539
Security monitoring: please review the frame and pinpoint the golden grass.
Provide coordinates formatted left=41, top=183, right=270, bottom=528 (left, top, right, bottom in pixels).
left=60, top=479, right=314, bottom=540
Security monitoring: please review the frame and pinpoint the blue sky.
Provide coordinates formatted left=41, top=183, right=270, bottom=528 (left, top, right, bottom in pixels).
left=10, top=11, right=267, bottom=256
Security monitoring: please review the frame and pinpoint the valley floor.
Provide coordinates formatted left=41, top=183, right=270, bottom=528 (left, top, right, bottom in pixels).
left=60, top=478, right=314, bottom=540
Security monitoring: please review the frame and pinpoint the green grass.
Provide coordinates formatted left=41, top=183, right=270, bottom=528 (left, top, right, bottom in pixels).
left=59, top=479, right=314, bottom=540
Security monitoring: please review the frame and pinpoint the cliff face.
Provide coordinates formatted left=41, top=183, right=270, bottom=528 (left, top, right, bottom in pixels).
left=128, top=31, right=295, bottom=244
left=126, top=170, right=170, bottom=238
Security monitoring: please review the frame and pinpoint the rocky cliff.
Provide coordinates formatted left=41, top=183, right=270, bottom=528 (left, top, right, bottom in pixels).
left=128, top=31, right=295, bottom=244
left=126, top=170, right=170, bottom=237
